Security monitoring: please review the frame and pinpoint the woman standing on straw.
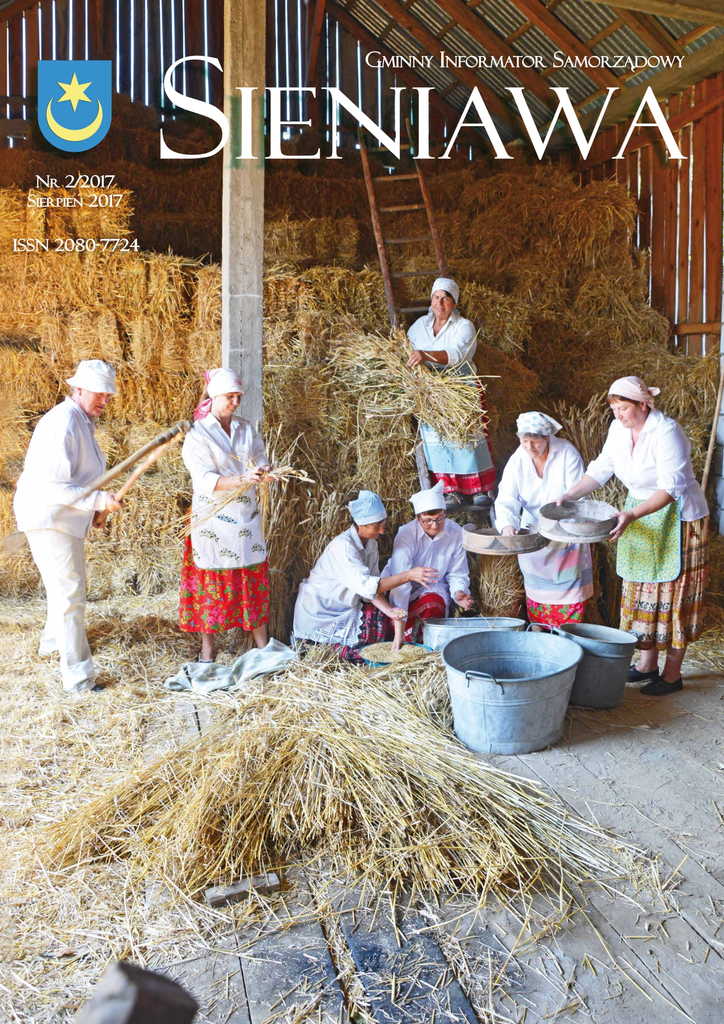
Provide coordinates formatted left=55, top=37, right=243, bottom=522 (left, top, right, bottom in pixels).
left=407, top=277, right=495, bottom=509
left=180, top=368, right=271, bottom=662
left=293, top=490, right=434, bottom=662
left=494, top=412, right=593, bottom=627
left=560, top=377, right=709, bottom=696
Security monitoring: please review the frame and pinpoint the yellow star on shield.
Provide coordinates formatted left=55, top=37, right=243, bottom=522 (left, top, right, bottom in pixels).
left=56, top=72, right=92, bottom=112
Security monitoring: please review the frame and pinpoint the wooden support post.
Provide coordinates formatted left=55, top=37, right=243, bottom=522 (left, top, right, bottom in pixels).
left=222, top=0, right=266, bottom=430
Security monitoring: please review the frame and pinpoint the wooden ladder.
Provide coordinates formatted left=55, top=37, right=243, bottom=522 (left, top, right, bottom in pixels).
left=359, top=130, right=448, bottom=330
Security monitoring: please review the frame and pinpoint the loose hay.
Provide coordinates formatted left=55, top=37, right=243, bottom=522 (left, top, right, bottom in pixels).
left=38, top=658, right=648, bottom=906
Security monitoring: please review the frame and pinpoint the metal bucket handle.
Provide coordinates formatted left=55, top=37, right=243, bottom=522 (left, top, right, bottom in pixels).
left=525, top=622, right=565, bottom=637
left=464, top=669, right=504, bottom=694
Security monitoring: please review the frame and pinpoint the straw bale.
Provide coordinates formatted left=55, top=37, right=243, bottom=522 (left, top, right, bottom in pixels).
left=191, top=264, right=221, bottom=330
left=265, top=215, right=360, bottom=268
left=0, top=188, right=27, bottom=247
left=112, top=369, right=197, bottom=425
left=66, top=308, right=125, bottom=365
left=459, top=283, right=530, bottom=355
left=186, top=327, right=220, bottom=377
left=265, top=170, right=366, bottom=219
left=0, top=346, right=62, bottom=417
left=0, top=487, right=38, bottom=597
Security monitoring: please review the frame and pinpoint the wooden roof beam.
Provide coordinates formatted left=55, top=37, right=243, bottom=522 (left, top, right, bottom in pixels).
left=347, top=0, right=516, bottom=129
left=427, top=0, right=555, bottom=108
left=618, top=10, right=683, bottom=55
left=511, top=0, right=620, bottom=89
left=326, top=1, right=471, bottom=131
left=581, top=0, right=724, bottom=27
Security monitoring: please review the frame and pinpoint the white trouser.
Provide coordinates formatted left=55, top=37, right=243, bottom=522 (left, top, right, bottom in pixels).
left=25, top=529, right=95, bottom=693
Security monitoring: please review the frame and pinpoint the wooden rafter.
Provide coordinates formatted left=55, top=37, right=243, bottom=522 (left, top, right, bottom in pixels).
left=326, top=0, right=470, bottom=131
left=511, top=0, right=620, bottom=89
left=582, top=0, right=724, bottom=26
left=0, top=0, right=39, bottom=21
left=618, top=10, right=682, bottom=54
left=351, top=0, right=516, bottom=128
left=428, top=0, right=554, bottom=108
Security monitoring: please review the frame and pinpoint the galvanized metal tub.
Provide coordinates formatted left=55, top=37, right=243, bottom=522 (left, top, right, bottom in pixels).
left=441, top=631, right=583, bottom=755
left=558, top=623, right=637, bottom=709
left=423, top=616, right=526, bottom=652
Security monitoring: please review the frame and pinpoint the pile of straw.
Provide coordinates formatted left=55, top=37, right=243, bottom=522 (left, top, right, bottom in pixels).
left=39, top=655, right=646, bottom=903
left=331, top=328, right=490, bottom=446
left=265, top=215, right=360, bottom=268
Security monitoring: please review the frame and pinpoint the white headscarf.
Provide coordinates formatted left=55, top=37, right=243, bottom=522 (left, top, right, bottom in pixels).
left=431, top=277, right=459, bottom=304
left=207, top=368, right=244, bottom=398
left=66, top=359, right=117, bottom=394
left=410, top=481, right=445, bottom=515
left=608, top=376, right=660, bottom=408
left=516, top=411, right=562, bottom=437
left=348, top=490, right=387, bottom=526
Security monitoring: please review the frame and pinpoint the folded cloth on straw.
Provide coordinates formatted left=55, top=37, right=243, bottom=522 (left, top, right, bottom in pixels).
left=164, top=638, right=297, bottom=694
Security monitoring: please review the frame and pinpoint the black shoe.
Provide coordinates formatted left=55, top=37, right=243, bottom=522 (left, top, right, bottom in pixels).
left=627, top=666, right=659, bottom=682
left=640, top=676, right=683, bottom=696
left=444, top=491, right=463, bottom=510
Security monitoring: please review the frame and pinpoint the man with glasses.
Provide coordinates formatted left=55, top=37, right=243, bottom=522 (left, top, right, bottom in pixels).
left=382, top=481, right=474, bottom=642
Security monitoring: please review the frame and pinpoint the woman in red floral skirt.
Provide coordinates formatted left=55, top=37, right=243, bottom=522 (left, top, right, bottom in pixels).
left=179, top=368, right=271, bottom=662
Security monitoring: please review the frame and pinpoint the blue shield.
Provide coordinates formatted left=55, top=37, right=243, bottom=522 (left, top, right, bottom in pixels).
left=37, top=60, right=112, bottom=152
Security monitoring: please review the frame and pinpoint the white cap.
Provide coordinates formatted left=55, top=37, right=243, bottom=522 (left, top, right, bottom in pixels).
left=411, top=481, right=446, bottom=515
left=66, top=359, right=117, bottom=394
left=207, top=367, right=244, bottom=398
left=516, top=411, right=562, bottom=436
left=348, top=490, right=387, bottom=525
left=431, top=277, right=459, bottom=304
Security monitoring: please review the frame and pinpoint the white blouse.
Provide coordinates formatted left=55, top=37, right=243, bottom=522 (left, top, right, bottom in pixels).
left=586, top=410, right=708, bottom=522
left=182, top=413, right=268, bottom=569
left=293, top=526, right=380, bottom=646
left=494, top=437, right=585, bottom=531
left=382, top=519, right=469, bottom=613
left=407, top=310, right=477, bottom=377
left=14, top=397, right=108, bottom=538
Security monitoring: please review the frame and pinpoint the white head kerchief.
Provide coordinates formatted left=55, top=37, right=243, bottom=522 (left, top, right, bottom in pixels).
left=348, top=490, right=386, bottom=525
left=66, top=359, right=117, bottom=394
left=516, top=411, right=562, bottom=437
left=207, top=367, right=244, bottom=398
left=410, top=481, right=446, bottom=515
left=431, top=277, right=459, bottom=304
left=608, top=376, right=660, bottom=407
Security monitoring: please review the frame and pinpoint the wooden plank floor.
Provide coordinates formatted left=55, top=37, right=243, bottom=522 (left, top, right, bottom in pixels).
left=150, top=665, right=723, bottom=1023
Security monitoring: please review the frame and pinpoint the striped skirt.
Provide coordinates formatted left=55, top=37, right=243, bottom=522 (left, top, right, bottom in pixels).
left=620, top=516, right=709, bottom=651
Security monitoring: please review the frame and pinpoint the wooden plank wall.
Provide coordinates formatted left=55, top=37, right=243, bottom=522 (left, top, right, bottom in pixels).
left=0, top=0, right=222, bottom=119
left=576, top=71, right=724, bottom=357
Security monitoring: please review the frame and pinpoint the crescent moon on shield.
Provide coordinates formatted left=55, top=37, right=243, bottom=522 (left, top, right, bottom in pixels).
left=45, top=98, right=103, bottom=141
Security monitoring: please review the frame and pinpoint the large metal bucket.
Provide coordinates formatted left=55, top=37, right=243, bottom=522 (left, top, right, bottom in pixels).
left=558, top=623, right=637, bottom=709
left=423, top=616, right=525, bottom=652
left=441, top=630, right=583, bottom=754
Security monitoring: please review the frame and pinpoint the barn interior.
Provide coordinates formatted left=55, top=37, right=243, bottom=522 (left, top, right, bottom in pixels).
left=0, top=1, right=723, bottom=1021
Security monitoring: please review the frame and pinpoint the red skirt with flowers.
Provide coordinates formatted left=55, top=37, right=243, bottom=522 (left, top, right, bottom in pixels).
left=179, top=536, right=270, bottom=633
left=404, top=592, right=446, bottom=642
left=526, top=597, right=586, bottom=628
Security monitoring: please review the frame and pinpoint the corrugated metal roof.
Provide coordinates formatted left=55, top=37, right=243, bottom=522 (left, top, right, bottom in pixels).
left=384, top=24, right=424, bottom=56
left=654, top=15, right=698, bottom=35
left=546, top=68, right=596, bottom=105
left=418, top=62, right=458, bottom=92
left=685, top=27, right=724, bottom=52
left=409, top=0, right=450, bottom=39
left=348, top=0, right=389, bottom=40
left=444, top=25, right=485, bottom=58
left=477, top=0, right=527, bottom=38
left=554, top=0, right=614, bottom=39
left=593, top=26, right=653, bottom=66
left=515, top=25, right=559, bottom=65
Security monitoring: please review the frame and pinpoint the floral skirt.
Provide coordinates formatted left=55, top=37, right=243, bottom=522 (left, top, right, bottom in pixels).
left=333, top=603, right=391, bottom=663
left=526, top=597, right=586, bottom=628
left=179, top=536, right=270, bottom=633
left=620, top=517, right=709, bottom=651
left=404, top=592, right=446, bottom=642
